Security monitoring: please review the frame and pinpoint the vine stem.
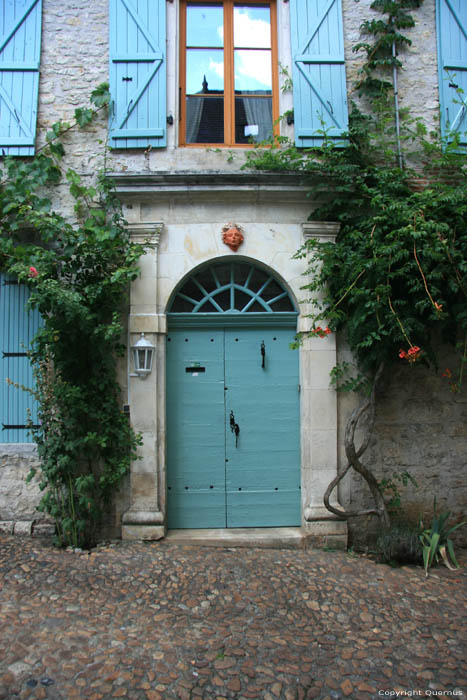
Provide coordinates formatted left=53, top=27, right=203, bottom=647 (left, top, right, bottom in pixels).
left=317, top=268, right=365, bottom=322
left=387, top=296, right=412, bottom=348
left=334, top=268, right=366, bottom=308
left=304, top=247, right=365, bottom=330
left=413, top=240, right=438, bottom=310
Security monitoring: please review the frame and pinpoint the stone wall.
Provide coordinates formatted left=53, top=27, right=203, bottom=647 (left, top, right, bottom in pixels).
left=343, top=0, right=439, bottom=135
left=0, top=442, right=127, bottom=539
left=34, top=0, right=441, bottom=181
left=337, top=346, right=467, bottom=548
left=0, top=446, right=53, bottom=536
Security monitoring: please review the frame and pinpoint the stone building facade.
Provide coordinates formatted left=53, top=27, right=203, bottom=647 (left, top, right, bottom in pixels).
left=1, top=0, right=465, bottom=545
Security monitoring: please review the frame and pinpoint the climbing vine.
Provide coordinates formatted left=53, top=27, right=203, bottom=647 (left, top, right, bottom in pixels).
left=0, top=84, right=146, bottom=548
left=245, top=0, right=467, bottom=528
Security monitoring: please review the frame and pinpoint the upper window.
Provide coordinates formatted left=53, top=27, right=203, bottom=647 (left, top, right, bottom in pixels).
left=179, top=0, right=278, bottom=146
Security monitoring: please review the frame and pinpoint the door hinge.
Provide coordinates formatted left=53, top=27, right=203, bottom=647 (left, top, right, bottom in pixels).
left=2, top=424, right=38, bottom=430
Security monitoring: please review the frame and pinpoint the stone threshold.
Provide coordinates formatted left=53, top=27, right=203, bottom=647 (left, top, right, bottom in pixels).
left=165, top=527, right=306, bottom=549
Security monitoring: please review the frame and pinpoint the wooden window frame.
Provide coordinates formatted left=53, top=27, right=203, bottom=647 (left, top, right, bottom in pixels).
left=179, top=0, right=279, bottom=147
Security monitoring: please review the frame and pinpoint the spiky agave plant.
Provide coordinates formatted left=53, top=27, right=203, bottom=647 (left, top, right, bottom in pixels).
left=419, top=499, right=466, bottom=577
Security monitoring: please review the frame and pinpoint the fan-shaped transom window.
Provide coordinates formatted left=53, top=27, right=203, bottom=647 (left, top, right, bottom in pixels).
left=168, top=261, right=295, bottom=313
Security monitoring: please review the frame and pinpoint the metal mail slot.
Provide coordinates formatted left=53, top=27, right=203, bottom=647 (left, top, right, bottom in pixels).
left=185, top=367, right=205, bottom=373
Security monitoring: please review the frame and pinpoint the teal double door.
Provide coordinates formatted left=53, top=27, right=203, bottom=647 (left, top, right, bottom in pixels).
left=166, top=326, right=301, bottom=528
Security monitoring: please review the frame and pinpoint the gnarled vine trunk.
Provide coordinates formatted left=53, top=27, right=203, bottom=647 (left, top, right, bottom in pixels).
left=323, top=362, right=390, bottom=528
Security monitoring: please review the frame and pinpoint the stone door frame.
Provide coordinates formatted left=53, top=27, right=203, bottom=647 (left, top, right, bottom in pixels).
left=121, top=220, right=347, bottom=545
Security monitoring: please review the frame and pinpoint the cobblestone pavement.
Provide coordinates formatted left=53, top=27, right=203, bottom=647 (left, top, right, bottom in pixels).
left=0, top=534, right=466, bottom=700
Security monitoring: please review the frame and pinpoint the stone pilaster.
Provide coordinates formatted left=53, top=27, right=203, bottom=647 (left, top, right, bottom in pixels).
left=300, top=222, right=347, bottom=545
left=122, top=223, right=167, bottom=540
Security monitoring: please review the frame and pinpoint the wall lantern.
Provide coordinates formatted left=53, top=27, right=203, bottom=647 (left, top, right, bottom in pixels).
left=131, top=333, right=154, bottom=378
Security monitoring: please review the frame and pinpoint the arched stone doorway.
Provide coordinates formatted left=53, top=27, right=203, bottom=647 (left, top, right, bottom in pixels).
left=121, top=220, right=347, bottom=547
left=165, top=260, right=300, bottom=528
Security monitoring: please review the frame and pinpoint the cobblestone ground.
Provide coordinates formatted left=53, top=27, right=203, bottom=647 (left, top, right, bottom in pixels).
left=0, top=534, right=466, bottom=700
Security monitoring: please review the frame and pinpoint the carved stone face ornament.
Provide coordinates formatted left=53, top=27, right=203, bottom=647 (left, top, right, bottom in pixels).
left=222, top=223, right=244, bottom=252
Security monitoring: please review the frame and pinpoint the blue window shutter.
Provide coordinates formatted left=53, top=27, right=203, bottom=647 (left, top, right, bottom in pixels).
left=0, top=0, right=42, bottom=157
left=109, top=0, right=167, bottom=149
left=0, top=274, right=41, bottom=443
left=290, top=0, right=348, bottom=147
left=437, top=0, right=467, bottom=146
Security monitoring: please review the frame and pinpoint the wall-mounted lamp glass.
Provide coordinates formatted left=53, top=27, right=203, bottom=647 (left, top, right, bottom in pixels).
left=131, top=333, right=154, bottom=378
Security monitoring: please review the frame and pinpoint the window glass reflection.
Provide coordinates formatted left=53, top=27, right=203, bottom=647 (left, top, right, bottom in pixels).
left=234, top=49, right=272, bottom=93
left=187, top=5, right=224, bottom=47
left=186, top=49, right=224, bottom=94
left=234, top=6, right=271, bottom=48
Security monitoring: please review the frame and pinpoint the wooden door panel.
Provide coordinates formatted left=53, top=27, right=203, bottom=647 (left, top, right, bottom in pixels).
left=166, top=326, right=300, bottom=528
left=166, top=329, right=226, bottom=527
left=225, top=328, right=300, bottom=527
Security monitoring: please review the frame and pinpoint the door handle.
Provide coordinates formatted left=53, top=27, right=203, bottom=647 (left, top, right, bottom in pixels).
left=230, top=410, right=240, bottom=447
left=261, top=340, right=265, bottom=369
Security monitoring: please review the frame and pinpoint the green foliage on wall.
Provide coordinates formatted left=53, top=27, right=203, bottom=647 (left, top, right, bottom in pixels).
left=0, top=85, right=147, bottom=548
left=247, top=0, right=466, bottom=388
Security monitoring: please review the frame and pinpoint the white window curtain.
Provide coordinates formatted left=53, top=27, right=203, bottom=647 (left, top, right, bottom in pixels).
left=241, top=92, right=272, bottom=142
